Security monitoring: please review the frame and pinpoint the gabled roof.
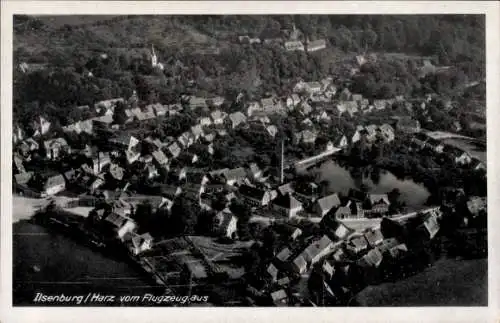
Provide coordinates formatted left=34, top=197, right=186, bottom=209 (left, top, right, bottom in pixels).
left=152, top=150, right=169, bottom=165
left=364, top=228, right=384, bottom=246
left=228, top=112, right=247, bottom=127
left=210, top=109, right=226, bottom=121
left=224, top=167, right=247, bottom=182
left=277, top=183, right=295, bottom=196
left=358, top=248, right=383, bottom=267
left=273, top=193, right=302, bottom=210
left=167, top=142, right=181, bottom=157
left=467, top=197, right=486, bottom=214
left=44, top=137, right=69, bottom=151
left=239, top=184, right=268, bottom=200
left=191, top=124, right=204, bottom=138
left=302, top=235, right=334, bottom=262
left=316, top=193, right=341, bottom=213
left=369, top=194, right=390, bottom=205
left=350, top=235, right=368, bottom=250
left=276, top=247, right=292, bottom=262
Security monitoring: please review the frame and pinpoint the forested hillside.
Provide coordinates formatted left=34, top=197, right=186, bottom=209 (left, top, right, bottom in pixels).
left=13, top=15, right=485, bottom=130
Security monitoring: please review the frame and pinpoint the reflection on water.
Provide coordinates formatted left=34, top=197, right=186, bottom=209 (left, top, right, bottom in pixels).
left=13, top=221, right=158, bottom=305
left=314, top=160, right=430, bottom=208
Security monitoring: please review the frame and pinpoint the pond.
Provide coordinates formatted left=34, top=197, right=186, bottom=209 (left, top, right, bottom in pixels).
left=313, top=160, right=430, bottom=208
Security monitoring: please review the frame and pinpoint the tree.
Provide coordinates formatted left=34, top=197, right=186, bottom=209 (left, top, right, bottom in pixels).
left=170, top=195, right=198, bottom=235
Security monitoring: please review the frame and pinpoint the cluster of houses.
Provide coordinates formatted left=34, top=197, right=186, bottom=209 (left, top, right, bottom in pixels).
left=238, top=24, right=327, bottom=53
left=265, top=206, right=443, bottom=306
left=410, top=132, right=485, bottom=169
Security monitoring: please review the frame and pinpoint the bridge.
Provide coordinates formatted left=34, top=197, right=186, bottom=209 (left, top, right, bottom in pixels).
left=287, top=147, right=343, bottom=172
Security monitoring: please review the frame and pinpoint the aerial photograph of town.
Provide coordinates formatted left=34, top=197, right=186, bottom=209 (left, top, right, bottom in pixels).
left=12, top=14, right=487, bottom=307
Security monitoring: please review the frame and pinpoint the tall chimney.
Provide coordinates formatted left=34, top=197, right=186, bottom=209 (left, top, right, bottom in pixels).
left=280, top=138, right=285, bottom=184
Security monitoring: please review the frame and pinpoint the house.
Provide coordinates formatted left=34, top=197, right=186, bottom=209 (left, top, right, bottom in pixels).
left=347, top=235, right=368, bottom=254
left=300, top=129, right=318, bottom=144
left=92, top=152, right=111, bottom=174
left=335, top=135, right=349, bottom=149
left=44, top=138, right=70, bottom=160
left=368, top=194, right=391, bottom=215
left=167, top=142, right=181, bottom=158
left=319, top=140, right=335, bottom=152
left=190, top=124, right=204, bottom=141
left=270, top=289, right=288, bottom=306
left=109, top=134, right=140, bottom=151
left=277, top=183, right=294, bottom=196
left=351, top=94, right=363, bottom=102
left=471, top=158, right=486, bottom=172
left=364, top=228, right=384, bottom=247
left=127, top=232, right=154, bottom=255
left=94, top=98, right=124, bottom=115
left=178, top=131, right=194, bottom=148
left=305, top=82, right=322, bottom=94
left=151, top=104, right=169, bottom=117
left=228, top=112, right=247, bottom=129
left=421, top=212, right=440, bottom=239
left=198, top=116, right=213, bottom=127
left=299, top=101, right=313, bottom=116
left=260, top=97, right=285, bottom=115
left=466, top=197, right=486, bottom=217
left=239, top=184, right=272, bottom=207
left=377, top=238, right=400, bottom=255
left=351, top=126, right=364, bottom=144
left=14, top=171, right=33, bottom=186
left=335, top=201, right=364, bottom=219
left=103, top=213, right=137, bottom=240
left=364, top=124, right=378, bottom=142
left=306, top=39, right=326, bottom=52
left=322, top=260, right=336, bottom=280
left=443, top=145, right=472, bottom=165
left=43, top=174, right=66, bottom=196
left=339, top=88, right=352, bottom=101
left=247, top=163, right=263, bottom=181
left=301, top=118, right=314, bottom=129
left=301, top=235, right=335, bottom=265
left=292, top=255, right=308, bottom=275
left=187, top=96, right=208, bottom=109
left=379, top=124, right=395, bottom=142
left=262, top=124, right=277, bottom=138
left=315, top=111, right=331, bottom=123
left=267, top=263, right=279, bottom=282
left=13, top=154, right=26, bottom=174
left=152, top=150, right=169, bottom=167
left=276, top=247, right=292, bottom=262
left=286, top=94, right=301, bottom=108
left=271, top=193, right=303, bottom=218
left=321, top=214, right=352, bottom=241
left=373, top=100, right=388, bottom=111
left=397, top=118, right=421, bottom=133
left=284, top=40, right=305, bottom=52
left=246, top=101, right=261, bottom=116
left=207, top=96, right=225, bottom=108
left=315, top=193, right=341, bottom=217
left=357, top=248, right=383, bottom=268
left=224, top=167, right=247, bottom=186
left=425, top=137, right=444, bottom=153
left=389, top=244, right=408, bottom=259
left=211, top=110, right=227, bottom=125
left=213, top=208, right=238, bottom=239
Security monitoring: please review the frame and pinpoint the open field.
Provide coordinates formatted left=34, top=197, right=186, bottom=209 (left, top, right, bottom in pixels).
left=354, top=258, right=487, bottom=306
